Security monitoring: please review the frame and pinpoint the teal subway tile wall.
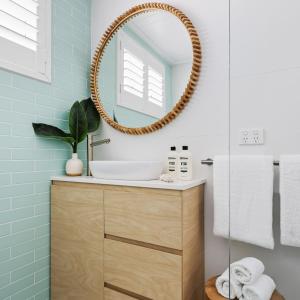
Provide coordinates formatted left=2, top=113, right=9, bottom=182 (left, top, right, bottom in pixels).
left=0, top=0, right=91, bottom=299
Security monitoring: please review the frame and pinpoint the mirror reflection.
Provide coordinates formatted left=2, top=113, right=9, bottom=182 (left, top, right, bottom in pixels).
left=98, top=11, right=193, bottom=128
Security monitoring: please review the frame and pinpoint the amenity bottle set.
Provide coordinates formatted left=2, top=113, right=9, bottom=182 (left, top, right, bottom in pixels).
left=167, top=146, right=193, bottom=180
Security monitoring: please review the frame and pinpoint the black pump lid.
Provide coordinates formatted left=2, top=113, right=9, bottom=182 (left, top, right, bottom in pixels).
left=170, top=146, right=176, bottom=151
left=182, top=146, right=188, bottom=150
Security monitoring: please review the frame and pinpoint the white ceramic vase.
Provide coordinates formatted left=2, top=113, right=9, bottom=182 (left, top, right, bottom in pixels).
left=66, top=153, right=83, bottom=176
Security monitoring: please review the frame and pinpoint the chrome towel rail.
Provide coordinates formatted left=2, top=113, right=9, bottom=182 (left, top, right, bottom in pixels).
left=201, top=158, right=280, bottom=166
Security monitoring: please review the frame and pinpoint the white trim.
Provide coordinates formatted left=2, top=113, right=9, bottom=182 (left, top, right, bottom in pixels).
left=0, top=0, right=51, bottom=82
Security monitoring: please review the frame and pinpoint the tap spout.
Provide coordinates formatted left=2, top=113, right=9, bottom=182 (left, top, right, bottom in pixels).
left=90, top=138, right=110, bottom=147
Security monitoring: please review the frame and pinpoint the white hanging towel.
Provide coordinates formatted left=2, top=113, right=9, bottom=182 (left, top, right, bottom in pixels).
left=215, top=268, right=243, bottom=299
left=213, top=155, right=274, bottom=249
left=231, top=257, right=265, bottom=285
left=241, top=274, right=276, bottom=300
left=280, top=155, right=300, bottom=247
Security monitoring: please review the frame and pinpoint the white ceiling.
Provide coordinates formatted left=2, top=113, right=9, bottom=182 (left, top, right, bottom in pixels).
left=127, top=11, right=193, bottom=65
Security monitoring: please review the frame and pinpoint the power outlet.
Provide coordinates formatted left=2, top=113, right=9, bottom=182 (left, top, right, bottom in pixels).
left=239, top=128, right=264, bottom=145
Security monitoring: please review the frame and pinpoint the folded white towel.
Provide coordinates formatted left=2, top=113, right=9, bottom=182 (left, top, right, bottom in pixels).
left=213, top=155, right=274, bottom=249
left=280, top=155, right=300, bottom=247
left=160, top=173, right=174, bottom=183
left=241, top=274, right=276, bottom=300
left=231, top=257, right=265, bottom=285
left=216, top=268, right=243, bottom=299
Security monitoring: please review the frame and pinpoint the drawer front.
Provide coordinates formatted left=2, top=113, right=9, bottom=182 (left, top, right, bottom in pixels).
left=104, top=288, right=136, bottom=300
left=104, top=190, right=182, bottom=249
left=104, top=239, right=182, bottom=300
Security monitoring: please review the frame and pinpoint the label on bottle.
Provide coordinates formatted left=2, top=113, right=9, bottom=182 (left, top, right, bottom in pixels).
left=168, top=156, right=177, bottom=173
left=180, top=162, right=188, bottom=175
left=179, top=157, right=190, bottom=178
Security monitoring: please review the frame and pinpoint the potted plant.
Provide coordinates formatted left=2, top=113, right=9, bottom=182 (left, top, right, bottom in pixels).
left=32, top=97, right=100, bottom=176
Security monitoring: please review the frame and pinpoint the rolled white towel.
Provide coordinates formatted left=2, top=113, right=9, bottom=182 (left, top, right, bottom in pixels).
left=241, top=274, right=276, bottom=300
left=216, top=268, right=243, bottom=299
left=232, top=257, right=265, bottom=285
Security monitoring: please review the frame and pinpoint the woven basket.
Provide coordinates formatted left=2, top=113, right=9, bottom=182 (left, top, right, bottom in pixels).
left=205, top=276, right=284, bottom=300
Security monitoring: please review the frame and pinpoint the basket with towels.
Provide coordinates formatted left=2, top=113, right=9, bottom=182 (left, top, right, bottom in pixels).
left=205, top=257, right=284, bottom=300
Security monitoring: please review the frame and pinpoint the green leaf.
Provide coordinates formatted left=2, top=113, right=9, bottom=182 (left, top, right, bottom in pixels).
left=69, top=101, right=88, bottom=146
left=80, top=97, right=100, bottom=133
left=32, top=123, right=75, bottom=145
left=113, top=109, right=118, bottom=123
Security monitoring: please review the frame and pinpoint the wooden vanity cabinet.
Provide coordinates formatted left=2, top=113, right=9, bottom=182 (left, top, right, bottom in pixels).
left=51, top=181, right=205, bottom=300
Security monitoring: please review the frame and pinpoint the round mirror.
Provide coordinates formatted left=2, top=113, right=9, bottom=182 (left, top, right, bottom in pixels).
left=91, top=3, right=201, bottom=134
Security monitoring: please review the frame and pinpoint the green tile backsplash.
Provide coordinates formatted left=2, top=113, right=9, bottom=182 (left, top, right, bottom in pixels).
left=0, top=0, right=91, bottom=299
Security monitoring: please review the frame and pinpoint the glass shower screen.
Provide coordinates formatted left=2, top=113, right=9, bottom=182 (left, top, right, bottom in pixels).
left=228, top=0, right=299, bottom=299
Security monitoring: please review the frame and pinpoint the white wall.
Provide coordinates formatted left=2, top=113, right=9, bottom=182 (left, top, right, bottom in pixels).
left=91, top=0, right=230, bottom=280
left=172, top=63, right=192, bottom=105
left=230, top=1, right=300, bottom=298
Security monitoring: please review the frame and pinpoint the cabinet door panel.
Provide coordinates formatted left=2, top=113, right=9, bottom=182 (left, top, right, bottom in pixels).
left=51, top=185, right=103, bottom=300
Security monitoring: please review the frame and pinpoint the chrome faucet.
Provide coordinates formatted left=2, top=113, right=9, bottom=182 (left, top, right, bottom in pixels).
left=87, top=134, right=110, bottom=175
left=90, top=138, right=111, bottom=147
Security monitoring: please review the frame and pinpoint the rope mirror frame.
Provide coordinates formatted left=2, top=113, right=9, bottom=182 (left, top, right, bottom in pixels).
left=90, top=2, right=202, bottom=135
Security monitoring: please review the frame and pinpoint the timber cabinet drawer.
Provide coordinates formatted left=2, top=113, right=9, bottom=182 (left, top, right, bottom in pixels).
left=104, top=190, right=182, bottom=249
left=104, top=239, right=182, bottom=300
left=104, top=287, right=136, bottom=300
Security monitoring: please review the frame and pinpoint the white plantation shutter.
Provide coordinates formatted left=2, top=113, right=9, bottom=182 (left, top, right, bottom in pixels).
left=0, top=0, right=51, bottom=82
left=123, top=48, right=144, bottom=98
left=148, top=66, right=164, bottom=107
left=117, top=31, right=166, bottom=119
left=0, top=0, right=39, bottom=51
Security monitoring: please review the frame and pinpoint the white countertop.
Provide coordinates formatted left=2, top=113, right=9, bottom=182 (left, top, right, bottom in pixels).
left=51, top=176, right=206, bottom=191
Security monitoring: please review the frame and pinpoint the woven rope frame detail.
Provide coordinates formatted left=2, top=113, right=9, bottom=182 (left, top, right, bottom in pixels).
left=90, top=2, right=202, bottom=135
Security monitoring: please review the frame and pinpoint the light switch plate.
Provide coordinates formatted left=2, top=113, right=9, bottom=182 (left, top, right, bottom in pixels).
left=239, top=128, right=264, bottom=145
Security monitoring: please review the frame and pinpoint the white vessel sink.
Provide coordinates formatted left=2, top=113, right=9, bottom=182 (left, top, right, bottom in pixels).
left=89, top=161, right=163, bottom=181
